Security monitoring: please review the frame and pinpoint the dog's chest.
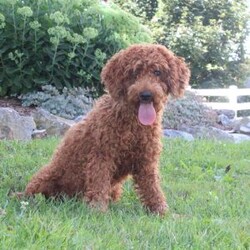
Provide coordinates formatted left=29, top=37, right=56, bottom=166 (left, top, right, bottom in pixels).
left=115, top=129, right=155, bottom=165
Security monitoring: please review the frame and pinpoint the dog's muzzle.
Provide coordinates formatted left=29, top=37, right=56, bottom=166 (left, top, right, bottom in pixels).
left=138, top=91, right=156, bottom=126
left=139, top=91, right=153, bottom=103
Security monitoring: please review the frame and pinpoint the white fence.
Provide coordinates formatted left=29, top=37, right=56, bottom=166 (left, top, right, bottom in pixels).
left=189, top=85, right=250, bottom=118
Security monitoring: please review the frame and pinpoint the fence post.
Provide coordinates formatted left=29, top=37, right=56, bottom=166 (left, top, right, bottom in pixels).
left=228, top=85, right=238, bottom=118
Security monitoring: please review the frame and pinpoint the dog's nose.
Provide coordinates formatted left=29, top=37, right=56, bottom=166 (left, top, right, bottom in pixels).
left=139, top=91, right=153, bottom=102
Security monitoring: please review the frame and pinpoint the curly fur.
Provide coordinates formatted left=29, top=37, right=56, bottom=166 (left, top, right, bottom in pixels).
left=25, top=44, right=190, bottom=215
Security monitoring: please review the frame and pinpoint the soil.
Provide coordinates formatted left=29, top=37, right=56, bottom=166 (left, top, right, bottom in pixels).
left=0, top=97, right=35, bottom=116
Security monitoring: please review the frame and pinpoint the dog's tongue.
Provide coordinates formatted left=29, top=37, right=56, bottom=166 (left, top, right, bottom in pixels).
left=138, top=102, right=156, bottom=126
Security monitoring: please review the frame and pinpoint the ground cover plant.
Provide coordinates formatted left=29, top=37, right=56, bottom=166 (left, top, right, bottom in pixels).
left=0, top=138, right=249, bottom=249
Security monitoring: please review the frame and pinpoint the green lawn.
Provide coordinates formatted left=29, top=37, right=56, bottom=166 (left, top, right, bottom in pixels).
left=0, top=138, right=249, bottom=249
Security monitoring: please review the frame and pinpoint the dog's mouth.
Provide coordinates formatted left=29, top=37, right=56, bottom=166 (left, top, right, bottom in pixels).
left=138, top=102, right=156, bottom=126
left=138, top=91, right=156, bottom=126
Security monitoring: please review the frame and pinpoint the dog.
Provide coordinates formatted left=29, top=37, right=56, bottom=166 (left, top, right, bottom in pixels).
left=25, top=44, right=190, bottom=215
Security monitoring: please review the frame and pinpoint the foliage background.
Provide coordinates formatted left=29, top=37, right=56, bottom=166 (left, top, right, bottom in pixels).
left=0, top=0, right=151, bottom=97
left=0, top=0, right=249, bottom=98
left=114, top=0, right=250, bottom=88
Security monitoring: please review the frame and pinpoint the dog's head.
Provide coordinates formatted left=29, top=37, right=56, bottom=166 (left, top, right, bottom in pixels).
left=101, top=44, right=190, bottom=126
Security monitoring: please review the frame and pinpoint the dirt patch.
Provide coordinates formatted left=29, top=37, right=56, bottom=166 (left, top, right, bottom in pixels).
left=0, top=98, right=35, bottom=116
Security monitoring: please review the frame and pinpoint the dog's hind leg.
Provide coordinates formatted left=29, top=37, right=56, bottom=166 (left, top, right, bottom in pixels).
left=110, top=181, right=124, bottom=202
left=25, top=165, right=62, bottom=198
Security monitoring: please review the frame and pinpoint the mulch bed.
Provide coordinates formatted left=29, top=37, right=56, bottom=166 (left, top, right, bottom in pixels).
left=0, top=97, right=35, bottom=116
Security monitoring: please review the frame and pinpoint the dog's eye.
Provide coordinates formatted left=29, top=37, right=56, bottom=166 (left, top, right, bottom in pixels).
left=153, top=70, right=161, bottom=76
left=132, top=69, right=140, bottom=78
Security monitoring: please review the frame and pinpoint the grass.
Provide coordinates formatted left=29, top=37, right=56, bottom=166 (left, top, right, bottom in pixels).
left=0, top=138, right=250, bottom=249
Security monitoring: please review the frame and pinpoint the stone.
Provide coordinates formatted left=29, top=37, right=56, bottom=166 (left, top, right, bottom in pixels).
left=233, top=117, right=250, bottom=135
left=32, top=129, right=47, bottom=139
left=217, top=114, right=234, bottom=127
left=74, top=115, right=85, bottom=123
left=163, top=129, right=194, bottom=141
left=0, top=108, right=36, bottom=140
left=216, top=109, right=235, bottom=119
left=231, top=133, right=250, bottom=143
left=31, top=108, right=75, bottom=136
left=179, top=125, right=234, bottom=141
left=244, top=77, right=250, bottom=88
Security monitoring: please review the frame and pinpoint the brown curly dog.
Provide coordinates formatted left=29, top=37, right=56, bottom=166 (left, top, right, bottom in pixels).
left=25, top=44, right=190, bottom=215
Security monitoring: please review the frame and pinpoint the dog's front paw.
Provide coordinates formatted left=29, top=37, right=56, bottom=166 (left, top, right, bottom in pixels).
left=148, top=202, right=168, bottom=216
left=87, top=200, right=109, bottom=213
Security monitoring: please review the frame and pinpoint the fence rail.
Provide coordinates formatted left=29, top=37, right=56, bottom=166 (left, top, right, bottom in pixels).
left=189, top=85, right=250, bottom=118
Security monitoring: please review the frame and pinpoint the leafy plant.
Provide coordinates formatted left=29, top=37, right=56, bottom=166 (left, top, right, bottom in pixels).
left=163, top=91, right=218, bottom=129
left=157, top=0, right=250, bottom=88
left=20, top=85, right=93, bottom=119
left=0, top=0, right=152, bottom=97
left=114, top=0, right=159, bottom=22
left=115, top=0, right=250, bottom=89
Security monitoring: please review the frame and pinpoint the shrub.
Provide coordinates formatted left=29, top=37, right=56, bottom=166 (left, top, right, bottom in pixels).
left=156, top=0, right=250, bottom=88
left=115, top=0, right=250, bottom=89
left=163, top=92, right=218, bottom=129
left=20, top=85, right=93, bottom=119
left=113, top=0, right=159, bottom=22
left=0, top=0, right=152, bottom=97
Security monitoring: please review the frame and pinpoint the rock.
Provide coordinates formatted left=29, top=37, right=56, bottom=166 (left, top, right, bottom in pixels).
left=1, top=105, right=249, bottom=143
left=231, top=133, right=250, bottom=143
left=0, top=108, right=35, bottom=140
left=32, top=129, right=47, bottom=139
left=216, top=109, right=235, bottom=119
left=74, top=115, right=85, bottom=123
left=217, top=114, right=234, bottom=127
left=31, top=108, right=75, bottom=136
left=163, top=129, right=194, bottom=141
left=233, top=117, right=250, bottom=135
left=179, top=125, right=234, bottom=141
left=244, top=77, right=250, bottom=88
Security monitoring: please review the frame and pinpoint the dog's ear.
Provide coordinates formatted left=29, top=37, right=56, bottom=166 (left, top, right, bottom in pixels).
left=101, top=50, right=126, bottom=100
left=166, top=56, right=190, bottom=98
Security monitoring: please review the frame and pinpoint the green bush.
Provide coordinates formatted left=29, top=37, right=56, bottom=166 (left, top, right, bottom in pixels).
left=115, top=0, right=250, bottom=89
left=0, top=0, right=152, bottom=97
left=114, top=0, right=159, bottom=22
left=156, top=0, right=250, bottom=88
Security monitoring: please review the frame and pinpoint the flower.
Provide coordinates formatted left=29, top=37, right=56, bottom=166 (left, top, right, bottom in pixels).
left=48, top=26, right=69, bottom=39
left=17, top=6, right=33, bottom=18
left=20, top=201, right=29, bottom=210
left=50, top=37, right=60, bottom=46
left=29, top=20, right=41, bottom=30
left=95, top=49, right=106, bottom=61
left=48, top=26, right=69, bottom=45
left=68, top=52, right=76, bottom=59
left=67, top=33, right=86, bottom=44
left=50, top=11, right=69, bottom=25
left=83, top=27, right=98, bottom=40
